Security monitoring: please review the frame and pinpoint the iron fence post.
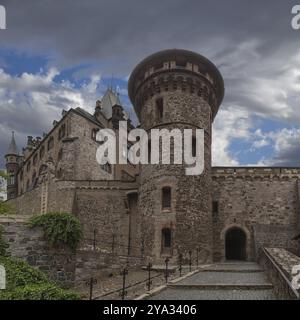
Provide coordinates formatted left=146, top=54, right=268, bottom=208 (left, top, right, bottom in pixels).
left=189, top=250, right=192, bottom=272
left=146, top=262, right=152, bottom=291
left=120, top=268, right=128, bottom=300
left=93, top=229, right=97, bottom=251
left=165, top=257, right=169, bottom=283
left=86, top=277, right=97, bottom=300
left=179, top=253, right=183, bottom=277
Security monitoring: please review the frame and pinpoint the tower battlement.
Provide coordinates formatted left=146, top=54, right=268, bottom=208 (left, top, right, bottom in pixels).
left=128, top=49, right=224, bottom=120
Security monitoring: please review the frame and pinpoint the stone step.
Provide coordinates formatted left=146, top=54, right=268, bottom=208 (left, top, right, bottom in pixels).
left=167, top=283, right=274, bottom=290
left=148, top=288, right=277, bottom=300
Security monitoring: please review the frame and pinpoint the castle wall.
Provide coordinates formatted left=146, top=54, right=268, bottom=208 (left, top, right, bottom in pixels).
left=212, top=167, right=300, bottom=261
left=0, top=217, right=76, bottom=287
left=73, top=181, right=140, bottom=257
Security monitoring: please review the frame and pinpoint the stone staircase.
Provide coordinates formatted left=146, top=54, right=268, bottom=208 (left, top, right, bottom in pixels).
left=149, top=262, right=277, bottom=300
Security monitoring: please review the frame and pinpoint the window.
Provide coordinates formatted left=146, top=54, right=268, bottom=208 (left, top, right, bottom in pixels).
left=20, top=170, right=23, bottom=181
left=8, top=173, right=15, bottom=185
left=156, top=98, right=163, bottom=121
left=26, top=180, right=30, bottom=191
left=33, top=154, right=38, bottom=166
left=192, top=136, right=196, bottom=157
left=212, top=201, right=219, bottom=223
left=162, top=228, right=172, bottom=253
left=162, top=187, right=171, bottom=210
left=101, top=163, right=112, bottom=174
left=26, top=161, right=31, bottom=172
left=148, top=139, right=151, bottom=164
left=56, top=168, right=63, bottom=179
left=58, top=148, right=63, bottom=161
left=92, top=128, right=99, bottom=141
left=40, top=146, right=45, bottom=159
left=212, top=201, right=219, bottom=214
left=32, top=171, right=37, bottom=185
left=48, top=137, right=54, bottom=151
left=58, top=124, right=66, bottom=140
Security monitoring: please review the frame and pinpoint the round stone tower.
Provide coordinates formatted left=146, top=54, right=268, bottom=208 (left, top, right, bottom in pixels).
left=128, top=49, right=224, bottom=264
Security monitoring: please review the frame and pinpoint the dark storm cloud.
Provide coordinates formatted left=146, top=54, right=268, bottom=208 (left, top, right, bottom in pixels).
left=0, top=0, right=298, bottom=74
left=1, top=0, right=300, bottom=167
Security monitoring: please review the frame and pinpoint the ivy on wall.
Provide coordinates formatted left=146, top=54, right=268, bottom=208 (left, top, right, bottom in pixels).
left=27, top=212, right=83, bottom=251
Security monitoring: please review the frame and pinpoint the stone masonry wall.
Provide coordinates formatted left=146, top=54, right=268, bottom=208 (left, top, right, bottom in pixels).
left=212, top=167, right=300, bottom=262
left=0, top=217, right=76, bottom=287
left=259, top=247, right=300, bottom=299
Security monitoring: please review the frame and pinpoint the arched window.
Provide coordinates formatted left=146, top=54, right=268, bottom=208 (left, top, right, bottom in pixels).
left=56, top=168, right=63, bottom=179
left=162, top=187, right=171, bottom=210
left=47, top=137, right=54, bottom=151
left=162, top=228, right=172, bottom=253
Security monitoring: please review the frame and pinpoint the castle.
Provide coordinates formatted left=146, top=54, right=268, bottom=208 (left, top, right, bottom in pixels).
left=4, top=49, right=300, bottom=266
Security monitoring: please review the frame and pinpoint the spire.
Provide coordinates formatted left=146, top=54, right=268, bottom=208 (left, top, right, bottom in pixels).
left=6, top=131, right=19, bottom=155
left=101, top=88, right=122, bottom=119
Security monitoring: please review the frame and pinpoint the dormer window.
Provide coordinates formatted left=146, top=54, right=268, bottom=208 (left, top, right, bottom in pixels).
left=26, top=161, right=31, bottom=172
left=58, top=124, right=66, bottom=140
left=33, top=154, right=38, bottom=166
left=40, top=146, right=45, bottom=159
left=47, top=137, right=54, bottom=151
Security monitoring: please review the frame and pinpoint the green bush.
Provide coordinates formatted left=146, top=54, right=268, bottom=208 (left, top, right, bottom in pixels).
left=0, top=201, right=15, bottom=215
left=0, top=256, right=80, bottom=300
left=27, top=212, right=83, bottom=251
left=0, top=256, right=47, bottom=290
left=0, top=283, right=79, bottom=300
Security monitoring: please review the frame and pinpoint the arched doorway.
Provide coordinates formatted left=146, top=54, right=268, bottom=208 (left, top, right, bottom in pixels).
left=225, top=227, right=246, bottom=261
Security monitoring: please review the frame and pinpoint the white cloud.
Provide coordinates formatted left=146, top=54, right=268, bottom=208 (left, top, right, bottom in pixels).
left=0, top=68, right=103, bottom=166
left=212, top=105, right=252, bottom=166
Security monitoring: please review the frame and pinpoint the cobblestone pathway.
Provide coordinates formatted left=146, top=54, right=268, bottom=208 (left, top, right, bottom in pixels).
left=149, top=262, right=277, bottom=300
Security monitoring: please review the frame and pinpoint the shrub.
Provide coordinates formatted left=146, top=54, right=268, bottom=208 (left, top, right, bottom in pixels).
left=0, top=283, right=79, bottom=300
left=0, top=256, right=80, bottom=300
left=27, top=212, right=83, bottom=251
left=0, top=256, right=47, bottom=290
left=0, top=201, right=15, bottom=215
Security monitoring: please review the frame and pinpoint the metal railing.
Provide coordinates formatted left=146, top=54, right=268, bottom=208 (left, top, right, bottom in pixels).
left=79, top=246, right=210, bottom=300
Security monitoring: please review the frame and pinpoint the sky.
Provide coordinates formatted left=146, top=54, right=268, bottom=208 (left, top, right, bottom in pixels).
left=0, top=0, right=300, bottom=168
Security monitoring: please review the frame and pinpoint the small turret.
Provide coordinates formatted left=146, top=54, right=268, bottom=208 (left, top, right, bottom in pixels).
left=5, top=131, right=20, bottom=199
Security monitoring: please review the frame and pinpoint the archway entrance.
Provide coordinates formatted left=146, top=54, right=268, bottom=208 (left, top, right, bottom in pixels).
left=225, top=228, right=246, bottom=261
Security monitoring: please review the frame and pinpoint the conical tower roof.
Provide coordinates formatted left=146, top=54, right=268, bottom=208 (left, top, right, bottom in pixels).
left=6, top=131, right=19, bottom=155
left=101, top=88, right=122, bottom=119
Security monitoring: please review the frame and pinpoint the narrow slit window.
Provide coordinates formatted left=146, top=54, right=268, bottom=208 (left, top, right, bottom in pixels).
left=162, top=187, right=171, bottom=209
left=156, top=98, right=164, bottom=121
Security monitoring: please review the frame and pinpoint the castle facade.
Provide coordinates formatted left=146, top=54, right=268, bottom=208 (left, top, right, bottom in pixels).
left=5, top=49, right=300, bottom=264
